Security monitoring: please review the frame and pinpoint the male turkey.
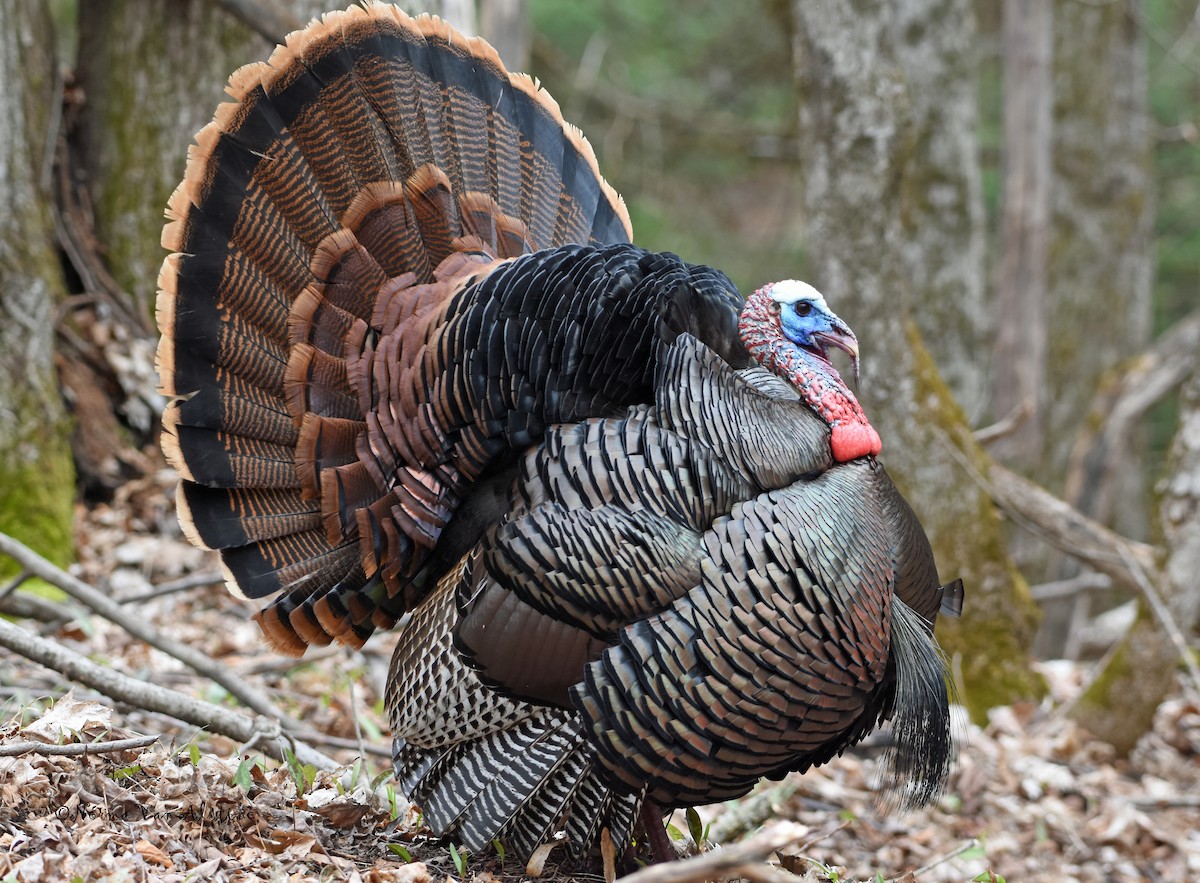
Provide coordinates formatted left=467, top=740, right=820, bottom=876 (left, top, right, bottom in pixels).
left=157, top=2, right=960, bottom=863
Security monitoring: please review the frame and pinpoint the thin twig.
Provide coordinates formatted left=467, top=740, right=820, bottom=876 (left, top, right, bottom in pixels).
left=299, top=731, right=392, bottom=759
left=794, top=819, right=852, bottom=855
left=1116, top=544, right=1200, bottom=700
left=973, top=400, right=1033, bottom=446
left=0, top=568, right=30, bottom=602
left=0, top=615, right=336, bottom=770
left=1030, top=572, right=1113, bottom=601
left=237, top=644, right=345, bottom=676
left=907, top=839, right=979, bottom=879
left=115, top=570, right=224, bottom=605
left=620, top=822, right=810, bottom=883
left=348, top=663, right=369, bottom=764
left=1133, top=795, right=1200, bottom=809
left=0, top=732, right=161, bottom=758
left=0, top=531, right=295, bottom=727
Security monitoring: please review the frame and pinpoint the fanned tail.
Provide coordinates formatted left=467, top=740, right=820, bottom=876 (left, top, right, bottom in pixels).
left=157, top=4, right=631, bottom=654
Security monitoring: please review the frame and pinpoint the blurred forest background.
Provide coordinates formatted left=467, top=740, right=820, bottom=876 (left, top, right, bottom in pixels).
left=0, top=0, right=1198, bottom=840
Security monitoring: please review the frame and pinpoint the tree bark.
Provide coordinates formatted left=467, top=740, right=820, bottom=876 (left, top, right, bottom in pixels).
left=479, top=0, right=530, bottom=72
left=892, top=0, right=989, bottom=419
left=73, top=1, right=327, bottom=320
left=991, top=0, right=1052, bottom=464
left=1028, top=0, right=1154, bottom=655
left=1070, top=366, right=1200, bottom=752
left=1046, top=0, right=1153, bottom=516
left=791, top=2, right=1044, bottom=721
left=0, top=0, right=75, bottom=574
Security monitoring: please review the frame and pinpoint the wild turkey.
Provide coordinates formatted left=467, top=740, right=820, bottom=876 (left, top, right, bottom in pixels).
left=157, top=2, right=960, bottom=862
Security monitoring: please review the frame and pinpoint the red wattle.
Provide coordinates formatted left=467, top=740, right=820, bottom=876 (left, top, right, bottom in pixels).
left=830, top=422, right=882, bottom=462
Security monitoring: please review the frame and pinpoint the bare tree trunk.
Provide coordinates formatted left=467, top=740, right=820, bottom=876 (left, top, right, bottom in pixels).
left=62, top=2, right=327, bottom=494
left=479, top=0, right=530, bottom=71
left=1031, top=0, right=1154, bottom=657
left=0, top=0, right=75, bottom=572
left=394, top=0, right=528, bottom=70
left=791, top=3, right=1044, bottom=721
left=1047, top=0, right=1153, bottom=521
left=991, top=0, right=1052, bottom=464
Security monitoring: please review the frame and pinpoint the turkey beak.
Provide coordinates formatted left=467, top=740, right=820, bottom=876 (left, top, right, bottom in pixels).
left=813, top=327, right=861, bottom=387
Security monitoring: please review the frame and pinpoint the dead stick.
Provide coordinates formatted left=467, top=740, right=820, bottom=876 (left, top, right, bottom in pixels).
left=0, top=531, right=295, bottom=727
left=116, top=571, right=223, bottom=604
left=909, top=839, right=979, bottom=879
left=0, top=733, right=161, bottom=758
left=214, top=0, right=302, bottom=44
left=0, top=616, right=336, bottom=770
left=620, top=822, right=810, bottom=883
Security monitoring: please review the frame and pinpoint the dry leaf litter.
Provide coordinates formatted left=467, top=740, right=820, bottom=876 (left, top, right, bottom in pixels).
left=0, top=469, right=1197, bottom=882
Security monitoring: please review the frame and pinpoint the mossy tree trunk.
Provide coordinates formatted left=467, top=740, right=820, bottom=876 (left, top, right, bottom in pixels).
left=892, top=0, right=988, bottom=418
left=0, top=0, right=75, bottom=573
left=73, top=1, right=329, bottom=320
left=1070, top=367, right=1200, bottom=753
left=791, top=1, right=1044, bottom=721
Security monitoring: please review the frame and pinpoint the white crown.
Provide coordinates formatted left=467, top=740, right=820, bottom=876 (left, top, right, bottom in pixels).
left=769, top=280, right=828, bottom=310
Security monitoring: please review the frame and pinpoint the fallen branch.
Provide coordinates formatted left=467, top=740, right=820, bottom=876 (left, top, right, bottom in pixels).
left=0, top=732, right=161, bottom=758
left=0, top=584, right=76, bottom=624
left=620, top=822, right=809, bottom=883
left=983, top=462, right=1157, bottom=591
left=214, top=0, right=302, bottom=44
left=0, top=616, right=336, bottom=770
left=909, top=839, right=980, bottom=879
left=0, top=531, right=293, bottom=727
left=1063, top=309, right=1200, bottom=526
left=116, top=570, right=224, bottom=605
left=1030, top=572, right=1112, bottom=602
left=950, top=448, right=1200, bottom=699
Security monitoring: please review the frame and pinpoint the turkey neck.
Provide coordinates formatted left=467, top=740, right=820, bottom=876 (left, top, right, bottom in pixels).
left=738, top=289, right=881, bottom=463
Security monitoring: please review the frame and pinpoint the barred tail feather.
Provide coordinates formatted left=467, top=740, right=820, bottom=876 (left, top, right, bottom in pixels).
left=158, top=3, right=631, bottom=654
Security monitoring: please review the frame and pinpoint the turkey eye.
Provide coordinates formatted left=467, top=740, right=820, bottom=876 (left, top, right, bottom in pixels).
left=794, top=302, right=813, bottom=317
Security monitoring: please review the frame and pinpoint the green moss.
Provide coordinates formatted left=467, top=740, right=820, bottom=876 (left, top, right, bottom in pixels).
left=1070, top=604, right=1177, bottom=755
left=0, top=395, right=75, bottom=580
left=905, top=321, right=1047, bottom=723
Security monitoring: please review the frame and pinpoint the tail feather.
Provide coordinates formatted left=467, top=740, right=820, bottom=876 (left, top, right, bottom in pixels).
left=878, top=596, right=955, bottom=807
left=159, top=4, right=631, bottom=653
left=177, top=484, right=319, bottom=549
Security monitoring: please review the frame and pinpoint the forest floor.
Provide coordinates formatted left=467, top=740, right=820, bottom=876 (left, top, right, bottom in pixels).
left=1, top=467, right=1199, bottom=883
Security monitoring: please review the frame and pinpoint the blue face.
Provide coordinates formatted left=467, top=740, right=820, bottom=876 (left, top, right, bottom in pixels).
left=766, top=281, right=859, bottom=379
left=780, top=298, right=843, bottom=349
